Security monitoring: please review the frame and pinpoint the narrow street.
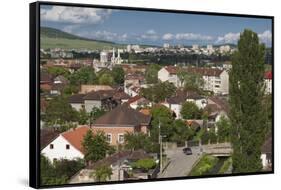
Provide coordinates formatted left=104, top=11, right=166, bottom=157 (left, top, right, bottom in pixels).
left=158, top=147, right=201, bottom=178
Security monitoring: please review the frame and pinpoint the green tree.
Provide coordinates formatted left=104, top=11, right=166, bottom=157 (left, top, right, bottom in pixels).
left=150, top=105, right=174, bottom=142
left=98, top=73, right=114, bottom=85
left=112, top=66, right=125, bottom=84
left=181, top=72, right=204, bottom=92
left=216, top=116, right=231, bottom=143
left=47, top=67, right=70, bottom=78
left=229, top=29, right=267, bottom=173
left=44, top=96, right=78, bottom=126
left=90, top=165, right=113, bottom=182
left=40, top=155, right=84, bottom=186
left=180, top=101, right=201, bottom=119
left=170, top=119, right=195, bottom=144
left=145, top=64, right=161, bottom=84
left=124, top=132, right=158, bottom=153
left=89, top=107, right=106, bottom=126
left=141, top=81, right=176, bottom=103
left=69, top=66, right=97, bottom=85
left=131, top=158, right=156, bottom=171
left=78, top=107, right=89, bottom=125
left=82, top=131, right=110, bottom=163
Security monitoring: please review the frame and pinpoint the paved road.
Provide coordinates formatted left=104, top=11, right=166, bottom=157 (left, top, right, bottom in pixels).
left=158, top=147, right=201, bottom=178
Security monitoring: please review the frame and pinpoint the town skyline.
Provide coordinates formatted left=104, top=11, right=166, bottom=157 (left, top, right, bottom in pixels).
left=41, top=5, right=272, bottom=46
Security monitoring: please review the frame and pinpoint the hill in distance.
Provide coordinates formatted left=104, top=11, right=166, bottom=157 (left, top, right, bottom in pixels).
left=40, top=27, right=124, bottom=50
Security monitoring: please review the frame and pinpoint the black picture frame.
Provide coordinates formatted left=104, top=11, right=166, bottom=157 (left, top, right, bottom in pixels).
left=30, top=1, right=274, bottom=189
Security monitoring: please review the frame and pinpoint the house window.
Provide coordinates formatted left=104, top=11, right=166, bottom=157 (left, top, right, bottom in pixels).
left=118, top=134, right=125, bottom=144
left=50, top=144, right=54, bottom=149
left=66, top=144, right=70, bottom=149
left=106, top=133, right=112, bottom=143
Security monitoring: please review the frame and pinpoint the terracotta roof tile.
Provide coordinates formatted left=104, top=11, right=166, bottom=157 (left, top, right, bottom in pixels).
left=61, top=126, right=91, bottom=154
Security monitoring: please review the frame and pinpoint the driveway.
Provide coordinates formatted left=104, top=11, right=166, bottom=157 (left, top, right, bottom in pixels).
left=158, top=147, right=201, bottom=178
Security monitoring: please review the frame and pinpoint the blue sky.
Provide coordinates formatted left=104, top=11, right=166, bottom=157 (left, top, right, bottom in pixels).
left=40, top=5, right=272, bottom=46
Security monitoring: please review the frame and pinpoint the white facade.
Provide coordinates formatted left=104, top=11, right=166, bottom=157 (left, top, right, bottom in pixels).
left=219, top=45, right=231, bottom=54
left=70, top=103, right=83, bottom=111
left=162, top=103, right=182, bottom=119
left=158, top=67, right=229, bottom=94
left=264, top=78, right=272, bottom=94
left=100, top=51, right=108, bottom=63
left=157, top=68, right=180, bottom=87
left=41, top=135, right=84, bottom=162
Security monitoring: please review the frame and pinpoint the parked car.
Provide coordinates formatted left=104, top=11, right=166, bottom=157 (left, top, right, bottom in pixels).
left=183, top=147, right=192, bottom=155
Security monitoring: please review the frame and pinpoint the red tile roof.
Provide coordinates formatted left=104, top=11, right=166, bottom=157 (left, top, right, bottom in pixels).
left=61, top=126, right=91, bottom=154
left=264, top=71, right=272, bottom=79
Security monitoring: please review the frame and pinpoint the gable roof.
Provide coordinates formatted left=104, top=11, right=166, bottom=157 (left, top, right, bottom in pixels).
left=166, top=90, right=203, bottom=104
left=93, top=105, right=151, bottom=126
left=68, top=94, right=85, bottom=104
left=207, top=96, right=229, bottom=113
left=83, top=90, right=115, bottom=100
left=61, top=126, right=91, bottom=154
left=87, top=150, right=151, bottom=170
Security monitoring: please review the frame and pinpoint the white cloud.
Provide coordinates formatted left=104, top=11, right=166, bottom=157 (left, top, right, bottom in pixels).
left=162, top=33, right=174, bottom=40
left=216, top=32, right=240, bottom=44
left=258, top=30, right=272, bottom=44
left=176, top=33, right=213, bottom=41
left=162, top=32, right=213, bottom=41
left=41, top=6, right=112, bottom=24
left=80, top=30, right=128, bottom=42
left=216, top=30, right=272, bottom=45
left=141, top=29, right=159, bottom=41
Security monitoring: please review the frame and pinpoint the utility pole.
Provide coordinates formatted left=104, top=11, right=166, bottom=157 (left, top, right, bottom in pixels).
left=158, top=119, right=163, bottom=173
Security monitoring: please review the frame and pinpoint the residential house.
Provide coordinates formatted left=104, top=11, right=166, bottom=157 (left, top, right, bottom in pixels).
left=127, top=95, right=151, bottom=109
left=83, top=90, right=117, bottom=112
left=41, top=126, right=90, bottom=162
left=68, top=89, right=130, bottom=112
left=264, top=71, right=272, bottom=94
left=40, top=71, right=53, bottom=93
left=203, top=96, right=229, bottom=131
left=68, top=94, right=85, bottom=111
left=157, top=66, right=229, bottom=94
left=92, top=105, right=151, bottom=145
left=69, top=150, right=153, bottom=183
left=42, top=105, right=151, bottom=162
left=161, top=90, right=206, bottom=119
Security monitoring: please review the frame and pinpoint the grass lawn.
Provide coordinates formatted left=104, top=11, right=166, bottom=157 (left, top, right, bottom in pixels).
left=189, top=154, right=218, bottom=176
left=218, top=157, right=232, bottom=174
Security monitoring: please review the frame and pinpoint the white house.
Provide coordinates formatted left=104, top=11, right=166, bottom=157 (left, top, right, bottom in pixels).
left=158, top=66, right=180, bottom=87
left=41, top=126, right=90, bottom=162
left=264, top=71, right=272, bottom=94
left=161, top=90, right=206, bottom=119
left=127, top=95, right=151, bottom=109
left=158, top=66, right=229, bottom=95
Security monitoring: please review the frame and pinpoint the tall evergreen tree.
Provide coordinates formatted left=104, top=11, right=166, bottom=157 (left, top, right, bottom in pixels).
left=229, top=29, right=267, bottom=173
